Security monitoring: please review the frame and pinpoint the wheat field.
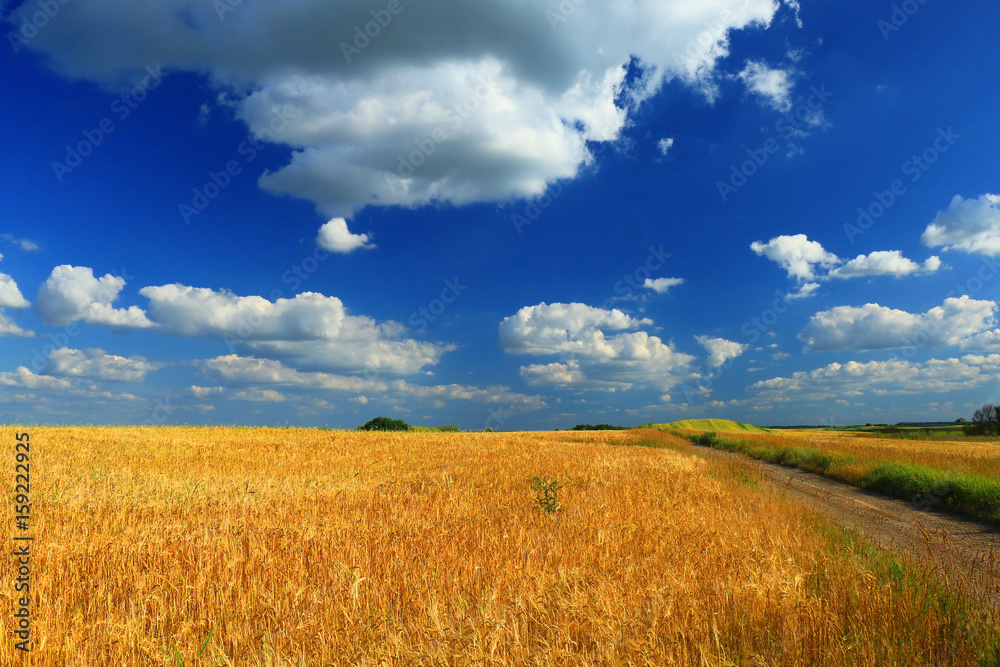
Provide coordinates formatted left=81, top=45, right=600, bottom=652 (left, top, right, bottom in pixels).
left=1, top=426, right=996, bottom=666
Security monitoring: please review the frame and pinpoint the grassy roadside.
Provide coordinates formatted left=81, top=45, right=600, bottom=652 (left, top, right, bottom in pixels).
left=617, top=429, right=1000, bottom=665
left=688, top=431, right=1000, bottom=527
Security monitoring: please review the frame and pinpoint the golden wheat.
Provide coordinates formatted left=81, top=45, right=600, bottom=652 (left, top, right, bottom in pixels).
left=0, top=426, right=995, bottom=666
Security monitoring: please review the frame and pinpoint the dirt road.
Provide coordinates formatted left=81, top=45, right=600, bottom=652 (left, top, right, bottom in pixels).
left=699, top=446, right=1000, bottom=605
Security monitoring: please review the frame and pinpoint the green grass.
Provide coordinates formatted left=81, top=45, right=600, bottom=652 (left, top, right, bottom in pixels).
left=638, top=418, right=771, bottom=433
left=813, top=522, right=1000, bottom=666
left=690, top=433, right=1000, bottom=527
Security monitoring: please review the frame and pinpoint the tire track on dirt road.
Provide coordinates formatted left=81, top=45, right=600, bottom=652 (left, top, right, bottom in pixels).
left=697, top=445, right=1000, bottom=605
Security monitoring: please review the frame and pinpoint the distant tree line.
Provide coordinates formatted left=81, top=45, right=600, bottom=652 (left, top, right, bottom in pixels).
left=963, top=404, right=1000, bottom=436
left=357, top=417, right=461, bottom=432
left=569, top=424, right=630, bottom=431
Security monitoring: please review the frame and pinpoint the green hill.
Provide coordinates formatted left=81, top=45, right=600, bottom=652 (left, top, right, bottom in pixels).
left=638, top=419, right=771, bottom=433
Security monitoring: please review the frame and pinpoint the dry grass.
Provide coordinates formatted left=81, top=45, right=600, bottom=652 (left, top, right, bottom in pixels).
left=1, top=426, right=996, bottom=666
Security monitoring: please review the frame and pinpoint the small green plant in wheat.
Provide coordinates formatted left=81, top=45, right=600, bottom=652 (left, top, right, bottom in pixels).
left=530, top=476, right=563, bottom=521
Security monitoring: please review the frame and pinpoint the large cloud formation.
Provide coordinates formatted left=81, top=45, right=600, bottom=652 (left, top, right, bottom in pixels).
left=798, top=296, right=996, bottom=351
left=9, top=0, right=796, bottom=224
left=499, top=302, right=694, bottom=390
left=922, top=194, right=1000, bottom=255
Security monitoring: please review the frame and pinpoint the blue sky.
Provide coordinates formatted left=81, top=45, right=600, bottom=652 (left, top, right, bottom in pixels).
left=2, top=0, right=999, bottom=429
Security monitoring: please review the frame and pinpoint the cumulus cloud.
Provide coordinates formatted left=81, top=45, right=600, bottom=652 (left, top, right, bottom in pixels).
left=643, top=277, right=685, bottom=294
left=140, top=285, right=346, bottom=340
left=9, top=0, right=789, bottom=223
left=737, top=60, right=795, bottom=112
left=827, top=251, right=940, bottom=279
left=0, top=312, right=32, bottom=338
left=0, top=273, right=30, bottom=309
left=519, top=360, right=586, bottom=387
left=201, top=355, right=545, bottom=410
left=36, top=266, right=153, bottom=328
left=696, top=336, right=751, bottom=368
left=316, top=217, right=375, bottom=253
left=140, top=284, right=450, bottom=374
left=799, top=296, right=996, bottom=351
left=0, top=271, right=32, bottom=338
left=753, top=235, right=942, bottom=287
left=499, top=302, right=694, bottom=390
left=750, top=234, right=840, bottom=281
left=657, top=137, right=674, bottom=156
left=921, top=194, right=1000, bottom=255
left=0, top=366, right=75, bottom=391
left=42, top=348, right=162, bottom=382
left=751, top=356, right=995, bottom=403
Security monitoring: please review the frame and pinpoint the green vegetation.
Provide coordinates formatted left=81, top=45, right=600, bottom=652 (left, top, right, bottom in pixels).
left=358, top=416, right=411, bottom=432
left=689, top=433, right=1000, bottom=527
left=529, top=475, right=563, bottom=519
left=640, top=418, right=771, bottom=433
left=569, top=423, right=630, bottom=431
left=409, top=425, right=461, bottom=433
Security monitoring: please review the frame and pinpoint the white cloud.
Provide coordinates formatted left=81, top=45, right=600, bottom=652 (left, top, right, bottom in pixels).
left=316, top=217, right=374, bottom=253
left=0, top=312, right=33, bottom=338
left=751, top=356, right=996, bottom=403
left=754, top=235, right=941, bottom=286
left=750, top=234, right=840, bottom=281
left=785, top=282, right=821, bottom=301
left=799, top=296, right=996, bottom=351
left=43, top=348, right=163, bottom=382
left=11, top=0, right=785, bottom=222
left=922, top=194, right=1000, bottom=255
left=828, top=251, right=940, bottom=279
left=0, top=273, right=30, bottom=309
left=0, top=366, right=75, bottom=391
left=201, top=355, right=545, bottom=410
left=140, top=285, right=346, bottom=340
left=737, top=60, right=795, bottom=112
left=0, top=234, right=40, bottom=252
left=499, top=302, right=650, bottom=355
left=36, top=266, right=153, bottom=328
left=519, top=360, right=586, bottom=386
left=696, top=336, right=751, bottom=368
left=499, top=302, right=694, bottom=390
left=232, top=388, right=287, bottom=403
left=140, top=284, right=449, bottom=374
left=656, top=137, right=674, bottom=156
left=643, top=277, right=685, bottom=294
left=0, top=271, right=32, bottom=338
